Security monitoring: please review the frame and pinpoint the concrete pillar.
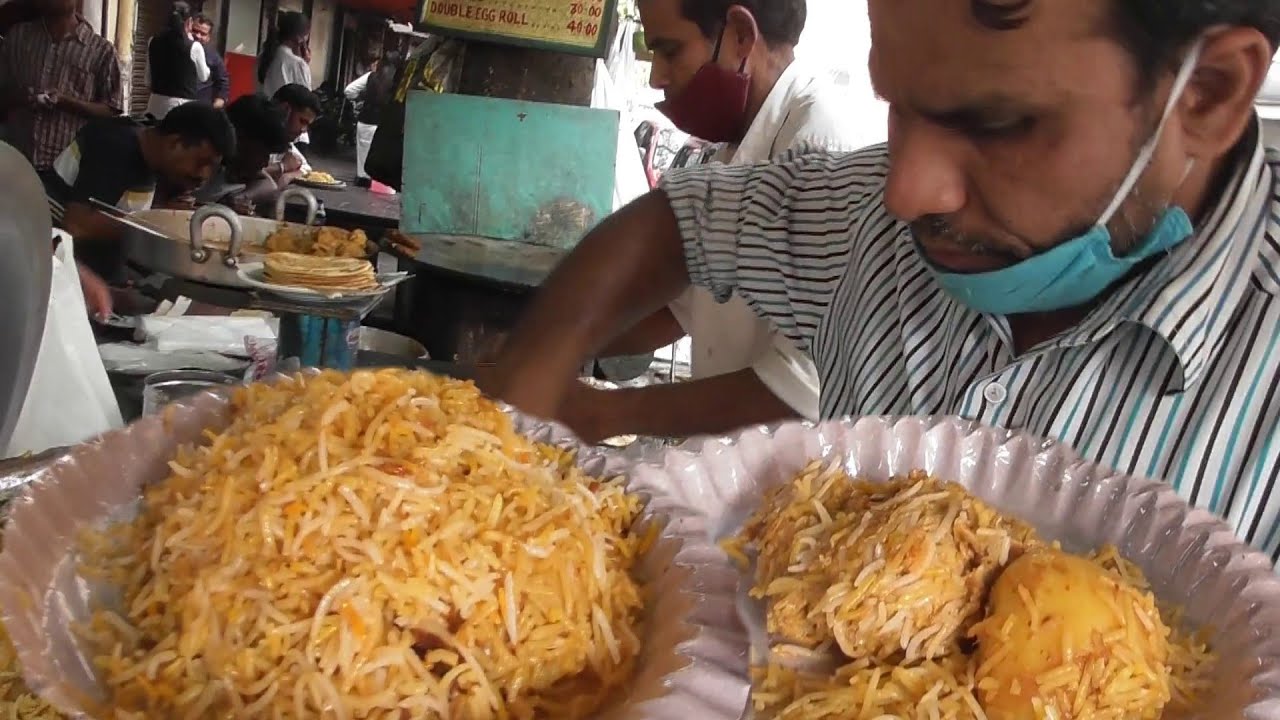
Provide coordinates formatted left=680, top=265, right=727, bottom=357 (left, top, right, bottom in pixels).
left=113, top=0, right=135, bottom=106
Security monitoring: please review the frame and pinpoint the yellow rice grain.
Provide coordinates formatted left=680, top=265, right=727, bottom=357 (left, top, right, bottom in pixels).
left=733, top=465, right=1220, bottom=720
left=79, top=369, right=647, bottom=720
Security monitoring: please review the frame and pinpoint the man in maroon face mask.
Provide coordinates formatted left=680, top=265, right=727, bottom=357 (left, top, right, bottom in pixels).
left=552, top=0, right=867, bottom=443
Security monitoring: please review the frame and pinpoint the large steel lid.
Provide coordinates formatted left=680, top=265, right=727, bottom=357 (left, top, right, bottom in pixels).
left=0, top=142, right=52, bottom=453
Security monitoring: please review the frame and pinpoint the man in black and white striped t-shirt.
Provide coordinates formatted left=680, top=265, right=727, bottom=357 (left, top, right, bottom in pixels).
left=488, top=0, right=1280, bottom=560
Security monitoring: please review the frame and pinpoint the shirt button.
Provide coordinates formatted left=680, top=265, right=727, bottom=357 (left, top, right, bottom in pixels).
left=983, top=382, right=1008, bottom=404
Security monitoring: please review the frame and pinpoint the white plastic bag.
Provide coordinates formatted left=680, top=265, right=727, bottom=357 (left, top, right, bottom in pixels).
left=137, top=316, right=277, bottom=355
left=5, top=235, right=123, bottom=456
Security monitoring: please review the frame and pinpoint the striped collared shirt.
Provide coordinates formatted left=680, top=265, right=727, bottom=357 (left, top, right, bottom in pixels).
left=661, top=120, right=1280, bottom=561
left=0, top=17, right=121, bottom=169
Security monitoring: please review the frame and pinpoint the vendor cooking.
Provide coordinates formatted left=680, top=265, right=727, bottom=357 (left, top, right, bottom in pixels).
left=487, top=0, right=1280, bottom=560
left=41, top=102, right=235, bottom=298
left=568, top=0, right=861, bottom=442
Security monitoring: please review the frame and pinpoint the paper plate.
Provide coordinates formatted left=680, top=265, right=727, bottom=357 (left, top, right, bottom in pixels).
left=618, top=416, right=1280, bottom=719
left=0, top=373, right=743, bottom=720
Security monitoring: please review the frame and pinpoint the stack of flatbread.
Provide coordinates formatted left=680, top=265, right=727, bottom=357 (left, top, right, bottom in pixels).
left=263, top=252, right=379, bottom=293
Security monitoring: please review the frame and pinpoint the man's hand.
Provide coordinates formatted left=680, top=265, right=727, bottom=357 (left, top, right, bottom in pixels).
left=281, top=152, right=303, bottom=173
left=213, top=98, right=226, bottom=109
left=546, top=369, right=800, bottom=444
left=77, top=265, right=112, bottom=320
left=554, top=381, right=610, bottom=444
left=26, top=87, right=53, bottom=109
left=49, top=92, right=118, bottom=119
left=227, top=194, right=255, bottom=216
left=486, top=191, right=689, bottom=418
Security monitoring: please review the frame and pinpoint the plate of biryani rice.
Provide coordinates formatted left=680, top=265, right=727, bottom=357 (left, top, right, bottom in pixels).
left=0, top=537, right=67, bottom=720
left=620, top=417, right=1280, bottom=720
left=0, top=369, right=744, bottom=719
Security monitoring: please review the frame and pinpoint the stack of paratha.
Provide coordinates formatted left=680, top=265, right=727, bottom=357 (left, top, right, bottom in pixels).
left=263, top=252, right=379, bottom=293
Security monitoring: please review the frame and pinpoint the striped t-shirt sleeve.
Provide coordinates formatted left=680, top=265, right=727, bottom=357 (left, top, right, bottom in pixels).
left=658, top=145, right=891, bottom=355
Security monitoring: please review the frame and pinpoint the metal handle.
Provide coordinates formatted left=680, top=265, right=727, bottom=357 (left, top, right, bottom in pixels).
left=189, top=204, right=244, bottom=267
left=274, top=187, right=319, bottom=225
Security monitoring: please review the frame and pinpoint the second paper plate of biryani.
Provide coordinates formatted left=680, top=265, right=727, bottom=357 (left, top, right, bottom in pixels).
left=622, top=417, right=1280, bottom=720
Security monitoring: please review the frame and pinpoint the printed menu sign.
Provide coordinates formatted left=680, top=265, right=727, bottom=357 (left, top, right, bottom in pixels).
left=418, top=0, right=616, bottom=57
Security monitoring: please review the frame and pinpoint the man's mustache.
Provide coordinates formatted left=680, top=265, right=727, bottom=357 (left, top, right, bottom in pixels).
left=909, top=215, right=1021, bottom=262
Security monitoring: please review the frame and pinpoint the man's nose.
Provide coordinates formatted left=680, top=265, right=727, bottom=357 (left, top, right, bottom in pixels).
left=648, top=59, right=668, bottom=90
left=882, top=113, right=966, bottom=223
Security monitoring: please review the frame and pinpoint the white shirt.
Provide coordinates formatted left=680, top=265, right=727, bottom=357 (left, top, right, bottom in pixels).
left=260, top=45, right=312, bottom=97
left=269, top=142, right=312, bottom=177
left=261, top=46, right=313, bottom=144
left=660, top=121, right=1280, bottom=563
left=344, top=71, right=370, bottom=102
left=666, top=61, right=867, bottom=420
left=145, top=35, right=211, bottom=119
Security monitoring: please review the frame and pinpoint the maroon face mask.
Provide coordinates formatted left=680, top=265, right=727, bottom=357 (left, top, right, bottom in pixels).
left=655, top=28, right=750, bottom=143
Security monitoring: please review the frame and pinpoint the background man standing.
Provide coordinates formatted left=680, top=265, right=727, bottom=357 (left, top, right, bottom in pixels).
left=0, top=0, right=120, bottom=170
left=192, top=14, right=229, bottom=109
left=558, top=0, right=861, bottom=442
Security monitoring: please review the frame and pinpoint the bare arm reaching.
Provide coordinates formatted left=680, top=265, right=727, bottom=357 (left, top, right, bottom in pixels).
left=486, top=190, right=690, bottom=417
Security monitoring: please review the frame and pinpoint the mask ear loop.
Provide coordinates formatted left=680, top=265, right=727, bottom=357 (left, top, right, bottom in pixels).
left=1097, top=38, right=1205, bottom=227
left=711, top=20, right=749, bottom=74
left=711, top=24, right=727, bottom=63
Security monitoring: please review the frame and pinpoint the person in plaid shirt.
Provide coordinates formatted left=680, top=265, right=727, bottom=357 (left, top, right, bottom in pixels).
left=0, top=0, right=121, bottom=170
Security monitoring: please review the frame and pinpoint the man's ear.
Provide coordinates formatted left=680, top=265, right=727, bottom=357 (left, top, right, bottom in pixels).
left=1179, top=26, right=1272, bottom=158
left=723, top=5, right=760, bottom=65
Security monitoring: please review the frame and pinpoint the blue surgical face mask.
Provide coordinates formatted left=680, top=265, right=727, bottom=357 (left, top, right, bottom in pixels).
left=919, top=41, right=1204, bottom=316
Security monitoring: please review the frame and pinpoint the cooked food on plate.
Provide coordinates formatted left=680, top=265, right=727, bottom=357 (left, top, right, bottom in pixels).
left=723, top=463, right=1217, bottom=720
left=264, top=226, right=369, bottom=258
left=0, top=537, right=65, bottom=719
left=263, top=251, right=379, bottom=292
left=81, top=370, right=649, bottom=719
left=302, top=170, right=339, bottom=184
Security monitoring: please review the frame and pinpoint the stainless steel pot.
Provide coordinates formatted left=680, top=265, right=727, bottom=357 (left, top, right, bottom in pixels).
left=123, top=189, right=321, bottom=288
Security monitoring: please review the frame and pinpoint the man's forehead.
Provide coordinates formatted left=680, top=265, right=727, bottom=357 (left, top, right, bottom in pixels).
left=868, top=0, right=1127, bottom=112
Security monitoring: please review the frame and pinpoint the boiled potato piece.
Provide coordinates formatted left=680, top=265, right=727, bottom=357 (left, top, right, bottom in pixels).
left=971, top=548, right=1172, bottom=720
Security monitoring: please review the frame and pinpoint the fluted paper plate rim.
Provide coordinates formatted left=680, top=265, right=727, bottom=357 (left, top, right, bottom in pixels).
left=611, top=415, right=1280, bottom=720
left=0, top=372, right=744, bottom=720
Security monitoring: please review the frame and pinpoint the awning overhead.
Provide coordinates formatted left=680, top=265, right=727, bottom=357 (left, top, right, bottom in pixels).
left=337, top=0, right=415, bottom=22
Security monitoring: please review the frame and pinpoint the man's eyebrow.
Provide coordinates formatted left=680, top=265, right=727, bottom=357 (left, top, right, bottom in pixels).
left=913, top=93, right=1041, bottom=125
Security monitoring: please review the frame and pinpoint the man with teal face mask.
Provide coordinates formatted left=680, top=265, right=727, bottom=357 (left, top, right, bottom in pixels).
left=484, top=0, right=1280, bottom=562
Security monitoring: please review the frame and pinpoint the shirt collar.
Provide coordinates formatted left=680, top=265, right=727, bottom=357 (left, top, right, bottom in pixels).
left=42, top=15, right=92, bottom=44
left=730, top=60, right=809, bottom=164
left=1049, top=115, right=1272, bottom=392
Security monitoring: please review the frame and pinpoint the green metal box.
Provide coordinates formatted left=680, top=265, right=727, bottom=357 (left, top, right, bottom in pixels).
left=400, top=91, right=619, bottom=249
